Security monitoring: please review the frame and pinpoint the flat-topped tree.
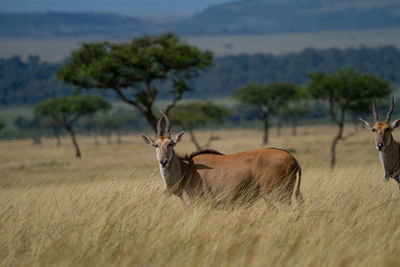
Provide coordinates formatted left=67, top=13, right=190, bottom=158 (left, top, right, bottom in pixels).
left=94, top=111, right=133, bottom=144
left=278, top=105, right=312, bottom=136
left=34, top=96, right=111, bottom=158
left=275, top=85, right=308, bottom=136
left=57, top=33, right=213, bottom=133
left=235, top=82, right=298, bottom=144
left=306, top=69, right=392, bottom=169
left=40, top=117, right=63, bottom=147
left=169, top=101, right=229, bottom=151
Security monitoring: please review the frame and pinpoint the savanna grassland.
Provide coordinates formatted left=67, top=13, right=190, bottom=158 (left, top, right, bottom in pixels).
left=1, top=126, right=400, bottom=266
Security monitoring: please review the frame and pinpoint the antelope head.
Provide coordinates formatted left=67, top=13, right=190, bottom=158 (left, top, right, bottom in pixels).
left=360, top=97, right=400, bottom=152
left=142, top=113, right=184, bottom=168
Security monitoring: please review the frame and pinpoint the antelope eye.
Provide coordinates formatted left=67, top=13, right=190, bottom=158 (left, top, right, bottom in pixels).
left=153, top=144, right=158, bottom=148
left=168, top=143, right=173, bottom=147
left=386, top=128, right=391, bottom=132
left=372, top=128, right=376, bottom=132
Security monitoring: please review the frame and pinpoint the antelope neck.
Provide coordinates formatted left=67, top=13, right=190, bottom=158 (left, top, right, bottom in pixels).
left=159, top=150, right=184, bottom=191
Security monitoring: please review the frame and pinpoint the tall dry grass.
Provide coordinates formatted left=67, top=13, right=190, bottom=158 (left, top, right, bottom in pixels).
left=1, top=126, right=400, bottom=266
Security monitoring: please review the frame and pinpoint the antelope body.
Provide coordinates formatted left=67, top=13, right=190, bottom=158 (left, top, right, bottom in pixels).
left=360, top=97, right=400, bottom=190
left=143, top=114, right=303, bottom=205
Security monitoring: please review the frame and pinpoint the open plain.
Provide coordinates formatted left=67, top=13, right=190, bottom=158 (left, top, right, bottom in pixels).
left=1, top=126, right=400, bottom=266
left=2, top=27, right=400, bottom=62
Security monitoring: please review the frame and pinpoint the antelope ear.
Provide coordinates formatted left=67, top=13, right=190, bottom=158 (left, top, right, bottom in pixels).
left=173, top=131, right=184, bottom=145
left=359, top=118, right=374, bottom=131
left=391, top=119, right=400, bottom=130
left=142, top=135, right=155, bottom=146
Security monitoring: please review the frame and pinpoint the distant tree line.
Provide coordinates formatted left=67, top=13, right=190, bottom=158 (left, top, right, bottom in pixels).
left=191, top=46, right=400, bottom=97
left=1, top=46, right=400, bottom=106
left=6, top=108, right=148, bottom=140
left=0, top=55, right=71, bottom=105
left=0, top=33, right=394, bottom=168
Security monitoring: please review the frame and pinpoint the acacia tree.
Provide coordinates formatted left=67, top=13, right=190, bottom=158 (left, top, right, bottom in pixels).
left=94, top=111, right=133, bottom=144
left=306, top=69, right=391, bottom=168
left=235, top=82, right=298, bottom=144
left=14, top=116, right=42, bottom=144
left=275, top=86, right=309, bottom=136
left=40, top=118, right=63, bottom=147
left=34, top=96, right=111, bottom=158
left=57, top=33, right=213, bottom=133
left=277, top=105, right=312, bottom=136
left=169, top=102, right=229, bottom=151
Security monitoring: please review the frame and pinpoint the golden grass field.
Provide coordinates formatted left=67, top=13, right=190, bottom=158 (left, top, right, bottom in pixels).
left=1, top=125, right=400, bottom=266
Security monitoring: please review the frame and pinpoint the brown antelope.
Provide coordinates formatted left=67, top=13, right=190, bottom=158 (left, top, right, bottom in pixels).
left=360, top=97, right=400, bottom=190
left=142, top=113, right=303, bottom=206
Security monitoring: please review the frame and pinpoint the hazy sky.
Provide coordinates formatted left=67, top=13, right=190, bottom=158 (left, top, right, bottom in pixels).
left=0, top=0, right=234, bottom=16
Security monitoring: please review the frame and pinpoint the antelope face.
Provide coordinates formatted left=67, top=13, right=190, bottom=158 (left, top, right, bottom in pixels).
left=371, top=122, right=393, bottom=151
left=154, top=137, right=175, bottom=168
left=142, top=113, right=184, bottom=169
left=360, top=97, right=400, bottom=152
left=143, top=134, right=185, bottom=168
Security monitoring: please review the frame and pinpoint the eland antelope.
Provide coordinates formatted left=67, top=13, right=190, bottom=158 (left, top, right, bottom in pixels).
left=360, top=97, right=400, bottom=190
left=142, top=113, right=303, bottom=206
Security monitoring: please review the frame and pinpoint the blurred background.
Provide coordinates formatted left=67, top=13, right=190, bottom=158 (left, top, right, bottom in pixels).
left=0, top=0, right=400, bottom=145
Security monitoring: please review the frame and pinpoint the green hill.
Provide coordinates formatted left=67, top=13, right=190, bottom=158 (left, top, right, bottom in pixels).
left=1, top=0, right=400, bottom=37
left=175, top=0, right=400, bottom=35
left=0, top=12, right=155, bottom=37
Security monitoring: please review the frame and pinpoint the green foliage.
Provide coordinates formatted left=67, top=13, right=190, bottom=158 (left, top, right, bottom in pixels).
left=58, top=34, right=212, bottom=90
left=93, top=110, right=135, bottom=130
left=235, top=82, right=298, bottom=116
left=169, top=102, right=229, bottom=128
left=57, top=32, right=213, bottom=94
left=34, top=95, right=111, bottom=157
left=0, top=55, right=72, bottom=105
left=2, top=46, right=400, bottom=106
left=278, top=105, right=312, bottom=119
left=306, top=68, right=392, bottom=168
left=193, top=46, right=400, bottom=98
left=235, top=81, right=299, bottom=144
left=58, top=33, right=213, bottom=131
left=306, top=69, right=392, bottom=115
left=14, top=116, right=40, bottom=130
left=169, top=101, right=229, bottom=151
left=39, top=117, right=63, bottom=139
left=40, top=117, right=60, bottom=129
left=34, top=96, right=111, bottom=127
left=12, top=116, right=42, bottom=144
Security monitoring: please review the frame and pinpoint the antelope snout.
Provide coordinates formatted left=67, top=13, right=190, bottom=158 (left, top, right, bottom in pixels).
left=377, top=142, right=384, bottom=151
left=159, top=159, right=168, bottom=167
